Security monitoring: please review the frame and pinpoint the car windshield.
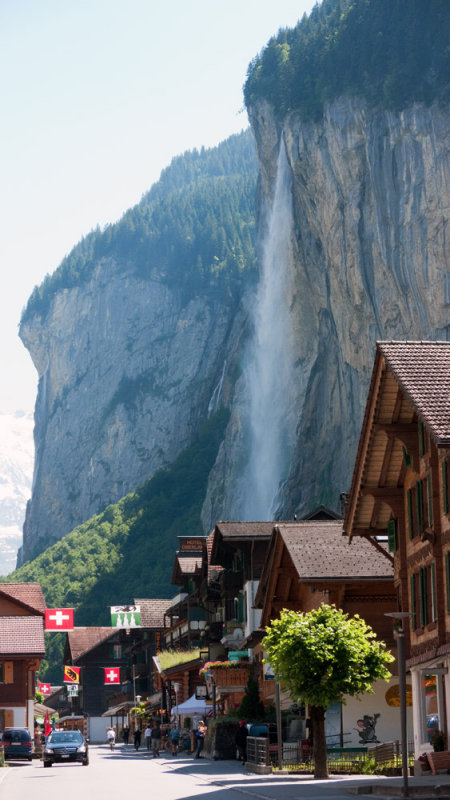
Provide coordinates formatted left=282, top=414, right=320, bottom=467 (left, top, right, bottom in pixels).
left=48, top=732, right=83, bottom=744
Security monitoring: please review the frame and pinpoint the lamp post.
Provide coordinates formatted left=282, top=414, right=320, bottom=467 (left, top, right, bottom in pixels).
left=385, top=612, right=411, bottom=798
left=173, top=682, right=181, bottom=728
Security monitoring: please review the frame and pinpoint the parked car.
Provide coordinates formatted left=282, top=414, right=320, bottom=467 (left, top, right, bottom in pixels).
left=43, top=729, right=89, bottom=767
left=2, top=727, right=33, bottom=761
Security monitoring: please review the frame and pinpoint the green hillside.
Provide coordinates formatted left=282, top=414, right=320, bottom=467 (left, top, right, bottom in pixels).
left=4, top=409, right=228, bottom=681
left=22, top=129, right=258, bottom=322
left=245, top=0, right=450, bottom=120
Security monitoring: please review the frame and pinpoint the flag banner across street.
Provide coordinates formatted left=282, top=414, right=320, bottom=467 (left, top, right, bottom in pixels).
left=45, top=608, right=74, bottom=631
left=110, top=605, right=141, bottom=628
left=104, top=667, right=120, bottom=685
left=64, top=665, right=80, bottom=684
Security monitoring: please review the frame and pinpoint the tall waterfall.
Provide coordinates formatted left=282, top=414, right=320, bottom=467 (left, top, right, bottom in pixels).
left=242, top=138, right=296, bottom=520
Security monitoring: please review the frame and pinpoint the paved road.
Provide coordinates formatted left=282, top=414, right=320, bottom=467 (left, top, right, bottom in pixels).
left=2, top=744, right=449, bottom=800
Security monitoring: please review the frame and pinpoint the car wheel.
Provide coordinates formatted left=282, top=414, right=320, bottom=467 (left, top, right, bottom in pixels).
left=43, top=761, right=52, bottom=768
left=82, top=757, right=89, bottom=766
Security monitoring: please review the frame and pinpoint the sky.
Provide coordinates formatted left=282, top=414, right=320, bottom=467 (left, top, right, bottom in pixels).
left=0, top=0, right=315, bottom=413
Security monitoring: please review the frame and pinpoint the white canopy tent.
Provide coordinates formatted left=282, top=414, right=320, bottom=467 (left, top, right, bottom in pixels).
left=171, top=694, right=211, bottom=716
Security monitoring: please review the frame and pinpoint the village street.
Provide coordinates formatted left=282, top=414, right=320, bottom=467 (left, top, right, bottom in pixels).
left=0, top=744, right=386, bottom=800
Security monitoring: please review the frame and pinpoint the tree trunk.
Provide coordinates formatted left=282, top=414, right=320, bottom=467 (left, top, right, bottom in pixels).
left=311, top=704, right=329, bottom=779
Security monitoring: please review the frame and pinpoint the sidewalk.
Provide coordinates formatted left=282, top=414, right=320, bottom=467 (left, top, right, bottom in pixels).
left=111, top=744, right=450, bottom=799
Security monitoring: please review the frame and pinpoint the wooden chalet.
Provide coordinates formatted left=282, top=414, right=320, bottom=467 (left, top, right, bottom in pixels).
left=0, top=583, right=46, bottom=733
left=343, top=340, right=450, bottom=758
left=254, top=521, right=402, bottom=746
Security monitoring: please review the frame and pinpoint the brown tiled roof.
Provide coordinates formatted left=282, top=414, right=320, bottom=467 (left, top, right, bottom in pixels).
left=175, top=556, right=202, bottom=574
left=134, top=599, right=170, bottom=628
left=214, top=522, right=275, bottom=539
left=0, top=616, right=45, bottom=656
left=379, top=341, right=450, bottom=444
left=67, top=628, right=114, bottom=662
left=0, top=583, right=46, bottom=614
left=276, top=522, right=393, bottom=579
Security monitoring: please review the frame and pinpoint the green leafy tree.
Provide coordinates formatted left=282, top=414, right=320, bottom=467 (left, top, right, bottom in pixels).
left=262, top=604, right=394, bottom=779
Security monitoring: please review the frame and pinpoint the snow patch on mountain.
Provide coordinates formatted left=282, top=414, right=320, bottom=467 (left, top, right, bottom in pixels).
left=0, top=411, right=34, bottom=575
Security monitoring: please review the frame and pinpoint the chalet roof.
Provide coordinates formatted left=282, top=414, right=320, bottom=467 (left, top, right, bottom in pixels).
left=0, top=616, right=45, bottom=656
left=378, top=341, right=450, bottom=444
left=276, top=522, right=393, bottom=579
left=344, top=341, right=450, bottom=539
left=134, top=599, right=170, bottom=628
left=0, top=583, right=46, bottom=615
left=67, top=627, right=115, bottom=662
left=214, top=522, right=275, bottom=539
left=176, top=557, right=202, bottom=574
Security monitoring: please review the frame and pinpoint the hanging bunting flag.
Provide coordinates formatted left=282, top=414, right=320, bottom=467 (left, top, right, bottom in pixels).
left=64, top=665, right=80, bottom=684
left=38, top=680, right=51, bottom=695
left=67, top=684, right=79, bottom=697
left=110, top=605, right=141, bottom=628
left=45, top=608, right=74, bottom=631
left=104, top=667, right=120, bottom=685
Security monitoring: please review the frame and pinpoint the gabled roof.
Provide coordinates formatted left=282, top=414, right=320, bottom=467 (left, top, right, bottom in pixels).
left=210, top=521, right=275, bottom=564
left=134, top=599, right=170, bottom=628
left=378, top=341, right=450, bottom=444
left=0, top=583, right=46, bottom=615
left=214, top=522, right=275, bottom=539
left=67, top=628, right=115, bottom=662
left=0, top=616, right=45, bottom=656
left=275, top=522, right=393, bottom=579
left=344, top=341, right=450, bottom=538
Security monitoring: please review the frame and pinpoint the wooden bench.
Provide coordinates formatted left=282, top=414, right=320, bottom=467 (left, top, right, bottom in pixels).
left=427, top=750, right=450, bottom=774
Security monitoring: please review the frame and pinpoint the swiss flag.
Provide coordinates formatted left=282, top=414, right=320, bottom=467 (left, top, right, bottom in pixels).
left=45, top=608, right=74, bottom=631
left=38, top=680, right=51, bottom=695
left=44, top=711, right=52, bottom=737
left=104, top=667, right=120, bottom=685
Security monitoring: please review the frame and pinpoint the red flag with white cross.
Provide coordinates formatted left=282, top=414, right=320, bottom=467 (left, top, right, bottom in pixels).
left=45, top=608, right=74, bottom=631
left=38, top=680, right=51, bottom=695
left=104, top=667, right=120, bottom=685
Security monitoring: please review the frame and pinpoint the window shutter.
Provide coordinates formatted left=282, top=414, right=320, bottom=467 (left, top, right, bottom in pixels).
left=419, top=567, right=428, bottom=627
left=427, top=472, right=433, bottom=528
left=443, top=460, right=449, bottom=515
left=446, top=553, right=450, bottom=614
left=402, top=446, right=412, bottom=468
left=387, top=520, right=397, bottom=552
left=4, top=710, right=14, bottom=727
left=410, top=575, right=417, bottom=630
left=407, top=489, right=414, bottom=539
left=4, top=662, right=13, bottom=684
left=431, top=562, right=437, bottom=622
left=416, top=481, right=424, bottom=533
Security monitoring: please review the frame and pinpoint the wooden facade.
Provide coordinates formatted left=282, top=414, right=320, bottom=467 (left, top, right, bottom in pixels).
left=344, top=341, right=450, bottom=757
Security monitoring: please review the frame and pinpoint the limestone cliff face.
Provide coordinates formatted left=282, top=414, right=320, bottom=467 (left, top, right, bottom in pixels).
left=21, top=98, right=450, bottom=561
left=202, top=98, right=450, bottom=527
left=20, top=258, right=246, bottom=562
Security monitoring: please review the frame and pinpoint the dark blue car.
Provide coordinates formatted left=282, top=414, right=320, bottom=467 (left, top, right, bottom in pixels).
left=2, top=727, right=33, bottom=761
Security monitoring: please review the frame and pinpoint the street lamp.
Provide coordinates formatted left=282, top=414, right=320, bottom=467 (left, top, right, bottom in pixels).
left=173, top=682, right=181, bottom=728
left=385, top=612, right=411, bottom=798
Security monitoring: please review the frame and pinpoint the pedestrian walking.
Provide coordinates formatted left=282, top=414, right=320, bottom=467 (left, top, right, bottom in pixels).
left=122, top=725, right=130, bottom=745
left=195, top=720, right=206, bottom=758
left=134, top=727, right=141, bottom=750
left=106, top=726, right=116, bottom=751
left=235, top=720, right=248, bottom=761
left=151, top=722, right=161, bottom=757
left=144, top=724, right=152, bottom=751
left=170, top=724, right=180, bottom=755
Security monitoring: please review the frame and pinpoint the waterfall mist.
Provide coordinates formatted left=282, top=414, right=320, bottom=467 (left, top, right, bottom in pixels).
left=242, top=138, right=296, bottom=520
